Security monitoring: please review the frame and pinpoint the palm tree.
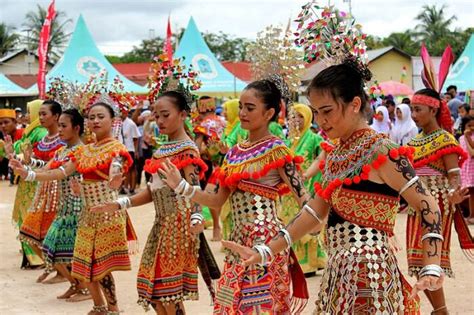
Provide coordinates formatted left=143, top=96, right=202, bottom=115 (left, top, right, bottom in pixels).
left=22, top=4, right=72, bottom=62
left=415, top=4, right=456, bottom=55
left=0, top=23, right=19, bottom=57
left=383, top=31, right=419, bottom=56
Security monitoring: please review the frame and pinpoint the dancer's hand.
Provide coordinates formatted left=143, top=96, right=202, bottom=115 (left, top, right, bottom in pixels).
left=109, top=173, right=124, bottom=190
left=158, top=158, right=182, bottom=190
left=448, top=187, right=469, bottom=205
left=22, top=143, right=33, bottom=165
left=90, top=202, right=119, bottom=213
left=190, top=221, right=205, bottom=234
left=9, top=159, right=27, bottom=178
left=221, top=240, right=262, bottom=267
left=409, top=274, right=445, bottom=300
left=69, top=178, right=81, bottom=196
left=4, top=135, right=13, bottom=157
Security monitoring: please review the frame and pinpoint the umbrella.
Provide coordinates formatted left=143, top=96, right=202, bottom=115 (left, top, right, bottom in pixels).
left=379, top=80, right=414, bottom=96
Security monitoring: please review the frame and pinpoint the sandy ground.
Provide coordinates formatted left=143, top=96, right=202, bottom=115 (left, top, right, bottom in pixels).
left=0, top=180, right=473, bottom=315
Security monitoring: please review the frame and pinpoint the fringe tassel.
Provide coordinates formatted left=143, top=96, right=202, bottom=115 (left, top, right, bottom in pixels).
left=290, top=297, right=308, bottom=315
left=462, top=249, right=474, bottom=263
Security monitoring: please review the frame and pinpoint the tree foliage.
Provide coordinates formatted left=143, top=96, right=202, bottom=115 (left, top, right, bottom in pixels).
left=22, top=4, right=72, bottom=62
left=0, top=23, right=19, bottom=57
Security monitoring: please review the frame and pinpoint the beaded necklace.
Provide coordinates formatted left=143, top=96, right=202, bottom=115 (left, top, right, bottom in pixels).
left=33, top=133, right=65, bottom=161
left=314, top=129, right=413, bottom=200
left=49, top=143, right=82, bottom=169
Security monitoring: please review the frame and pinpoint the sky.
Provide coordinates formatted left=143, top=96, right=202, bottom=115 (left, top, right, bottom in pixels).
left=1, top=0, right=473, bottom=56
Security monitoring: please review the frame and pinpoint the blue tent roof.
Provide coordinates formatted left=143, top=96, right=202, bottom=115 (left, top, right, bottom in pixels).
left=0, top=73, right=34, bottom=96
left=443, top=34, right=474, bottom=92
left=28, top=15, right=147, bottom=93
left=174, top=17, right=247, bottom=96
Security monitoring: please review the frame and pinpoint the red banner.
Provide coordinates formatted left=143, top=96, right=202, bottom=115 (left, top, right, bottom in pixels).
left=164, top=15, right=173, bottom=61
left=37, top=0, right=56, bottom=99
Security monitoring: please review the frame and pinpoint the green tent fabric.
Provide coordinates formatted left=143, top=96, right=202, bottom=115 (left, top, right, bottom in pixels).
left=443, top=34, right=474, bottom=92
left=27, top=15, right=147, bottom=94
left=174, top=17, right=247, bottom=97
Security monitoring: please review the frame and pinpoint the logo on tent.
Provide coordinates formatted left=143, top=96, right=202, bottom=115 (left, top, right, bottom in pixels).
left=77, top=57, right=106, bottom=77
left=447, top=56, right=469, bottom=79
left=192, top=54, right=218, bottom=79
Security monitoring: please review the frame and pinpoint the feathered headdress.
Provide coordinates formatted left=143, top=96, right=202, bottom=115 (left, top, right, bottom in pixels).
left=412, top=43, right=454, bottom=131
left=147, top=54, right=202, bottom=111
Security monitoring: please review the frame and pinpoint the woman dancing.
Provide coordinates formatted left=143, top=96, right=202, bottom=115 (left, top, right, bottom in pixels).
left=12, top=100, right=133, bottom=315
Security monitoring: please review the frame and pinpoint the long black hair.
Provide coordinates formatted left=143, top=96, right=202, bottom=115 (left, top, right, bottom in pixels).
left=61, top=108, right=85, bottom=135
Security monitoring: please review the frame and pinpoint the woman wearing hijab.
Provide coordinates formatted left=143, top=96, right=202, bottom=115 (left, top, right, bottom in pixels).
left=5, top=100, right=48, bottom=268
left=279, top=103, right=326, bottom=274
left=370, top=105, right=391, bottom=135
left=390, top=103, right=419, bottom=145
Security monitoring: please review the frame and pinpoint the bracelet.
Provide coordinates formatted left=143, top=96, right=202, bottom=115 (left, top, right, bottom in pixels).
left=399, top=176, right=419, bottom=195
left=419, top=264, right=443, bottom=278
left=279, top=229, right=293, bottom=249
left=253, top=244, right=274, bottom=266
left=25, top=169, right=36, bottom=182
left=421, top=232, right=444, bottom=242
left=116, top=197, right=131, bottom=210
left=59, top=166, right=67, bottom=178
left=174, top=179, right=187, bottom=195
left=303, top=204, right=322, bottom=223
left=190, top=213, right=204, bottom=226
left=111, top=161, right=122, bottom=170
left=447, top=167, right=461, bottom=174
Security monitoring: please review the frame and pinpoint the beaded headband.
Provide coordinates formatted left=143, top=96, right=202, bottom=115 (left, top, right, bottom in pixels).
left=411, top=94, right=440, bottom=108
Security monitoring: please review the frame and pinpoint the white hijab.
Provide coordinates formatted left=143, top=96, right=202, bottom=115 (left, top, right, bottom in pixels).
left=371, top=106, right=391, bottom=134
left=390, top=104, right=419, bottom=145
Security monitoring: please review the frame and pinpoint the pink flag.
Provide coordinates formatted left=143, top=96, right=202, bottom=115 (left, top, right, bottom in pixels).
left=164, top=15, right=173, bottom=61
left=37, top=0, right=56, bottom=99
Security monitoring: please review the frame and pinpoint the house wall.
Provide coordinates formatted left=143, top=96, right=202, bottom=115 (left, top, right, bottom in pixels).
left=0, top=52, right=53, bottom=75
left=369, top=51, right=413, bottom=88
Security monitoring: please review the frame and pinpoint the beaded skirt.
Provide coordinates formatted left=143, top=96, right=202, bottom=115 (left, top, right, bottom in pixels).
left=19, top=180, right=60, bottom=246
left=42, top=175, right=83, bottom=267
left=315, top=221, right=419, bottom=314
left=137, top=185, right=199, bottom=310
left=71, top=180, right=130, bottom=282
left=214, top=189, right=291, bottom=314
left=406, top=175, right=454, bottom=277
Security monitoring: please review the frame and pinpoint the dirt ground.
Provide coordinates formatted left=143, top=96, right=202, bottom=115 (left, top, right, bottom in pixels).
left=0, top=180, right=473, bottom=314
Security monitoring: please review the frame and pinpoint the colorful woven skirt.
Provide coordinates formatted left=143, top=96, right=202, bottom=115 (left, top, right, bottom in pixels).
left=19, top=180, right=60, bottom=246
left=137, top=186, right=199, bottom=310
left=406, top=175, right=454, bottom=277
left=213, top=190, right=291, bottom=314
left=316, top=221, right=419, bottom=314
left=42, top=179, right=83, bottom=266
left=71, top=181, right=130, bottom=282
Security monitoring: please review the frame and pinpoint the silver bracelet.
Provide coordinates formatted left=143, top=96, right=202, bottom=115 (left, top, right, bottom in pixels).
left=174, top=179, right=187, bottom=195
left=116, top=196, right=131, bottom=210
left=253, top=244, right=274, bottom=266
left=419, top=264, right=443, bottom=278
left=447, top=167, right=461, bottom=174
left=25, top=169, right=36, bottom=182
left=190, top=213, right=204, bottom=226
left=303, top=204, right=322, bottom=223
left=183, top=185, right=199, bottom=199
left=279, top=229, right=292, bottom=249
left=399, top=176, right=419, bottom=195
left=59, top=166, right=67, bottom=178
left=421, top=232, right=444, bottom=242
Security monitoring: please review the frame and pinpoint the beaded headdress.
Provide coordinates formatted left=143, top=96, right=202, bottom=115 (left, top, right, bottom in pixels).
left=148, top=54, right=202, bottom=111
left=294, top=1, right=368, bottom=69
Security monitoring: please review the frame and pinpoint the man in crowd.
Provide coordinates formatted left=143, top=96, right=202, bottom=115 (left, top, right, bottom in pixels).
left=0, top=109, right=24, bottom=184
left=446, top=85, right=462, bottom=120
left=120, top=108, right=140, bottom=195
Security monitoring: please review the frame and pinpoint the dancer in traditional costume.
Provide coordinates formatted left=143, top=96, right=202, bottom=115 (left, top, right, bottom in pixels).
left=279, top=103, right=326, bottom=274
left=12, top=100, right=133, bottom=315
left=218, top=3, right=446, bottom=313
left=5, top=100, right=47, bottom=269
left=18, top=100, right=65, bottom=283
left=11, top=108, right=91, bottom=301
left=159, top=77, right=310, bottom=314
left=405, top=44, right=471, bottom=314
left=91, top=58, right=220, bottom=314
